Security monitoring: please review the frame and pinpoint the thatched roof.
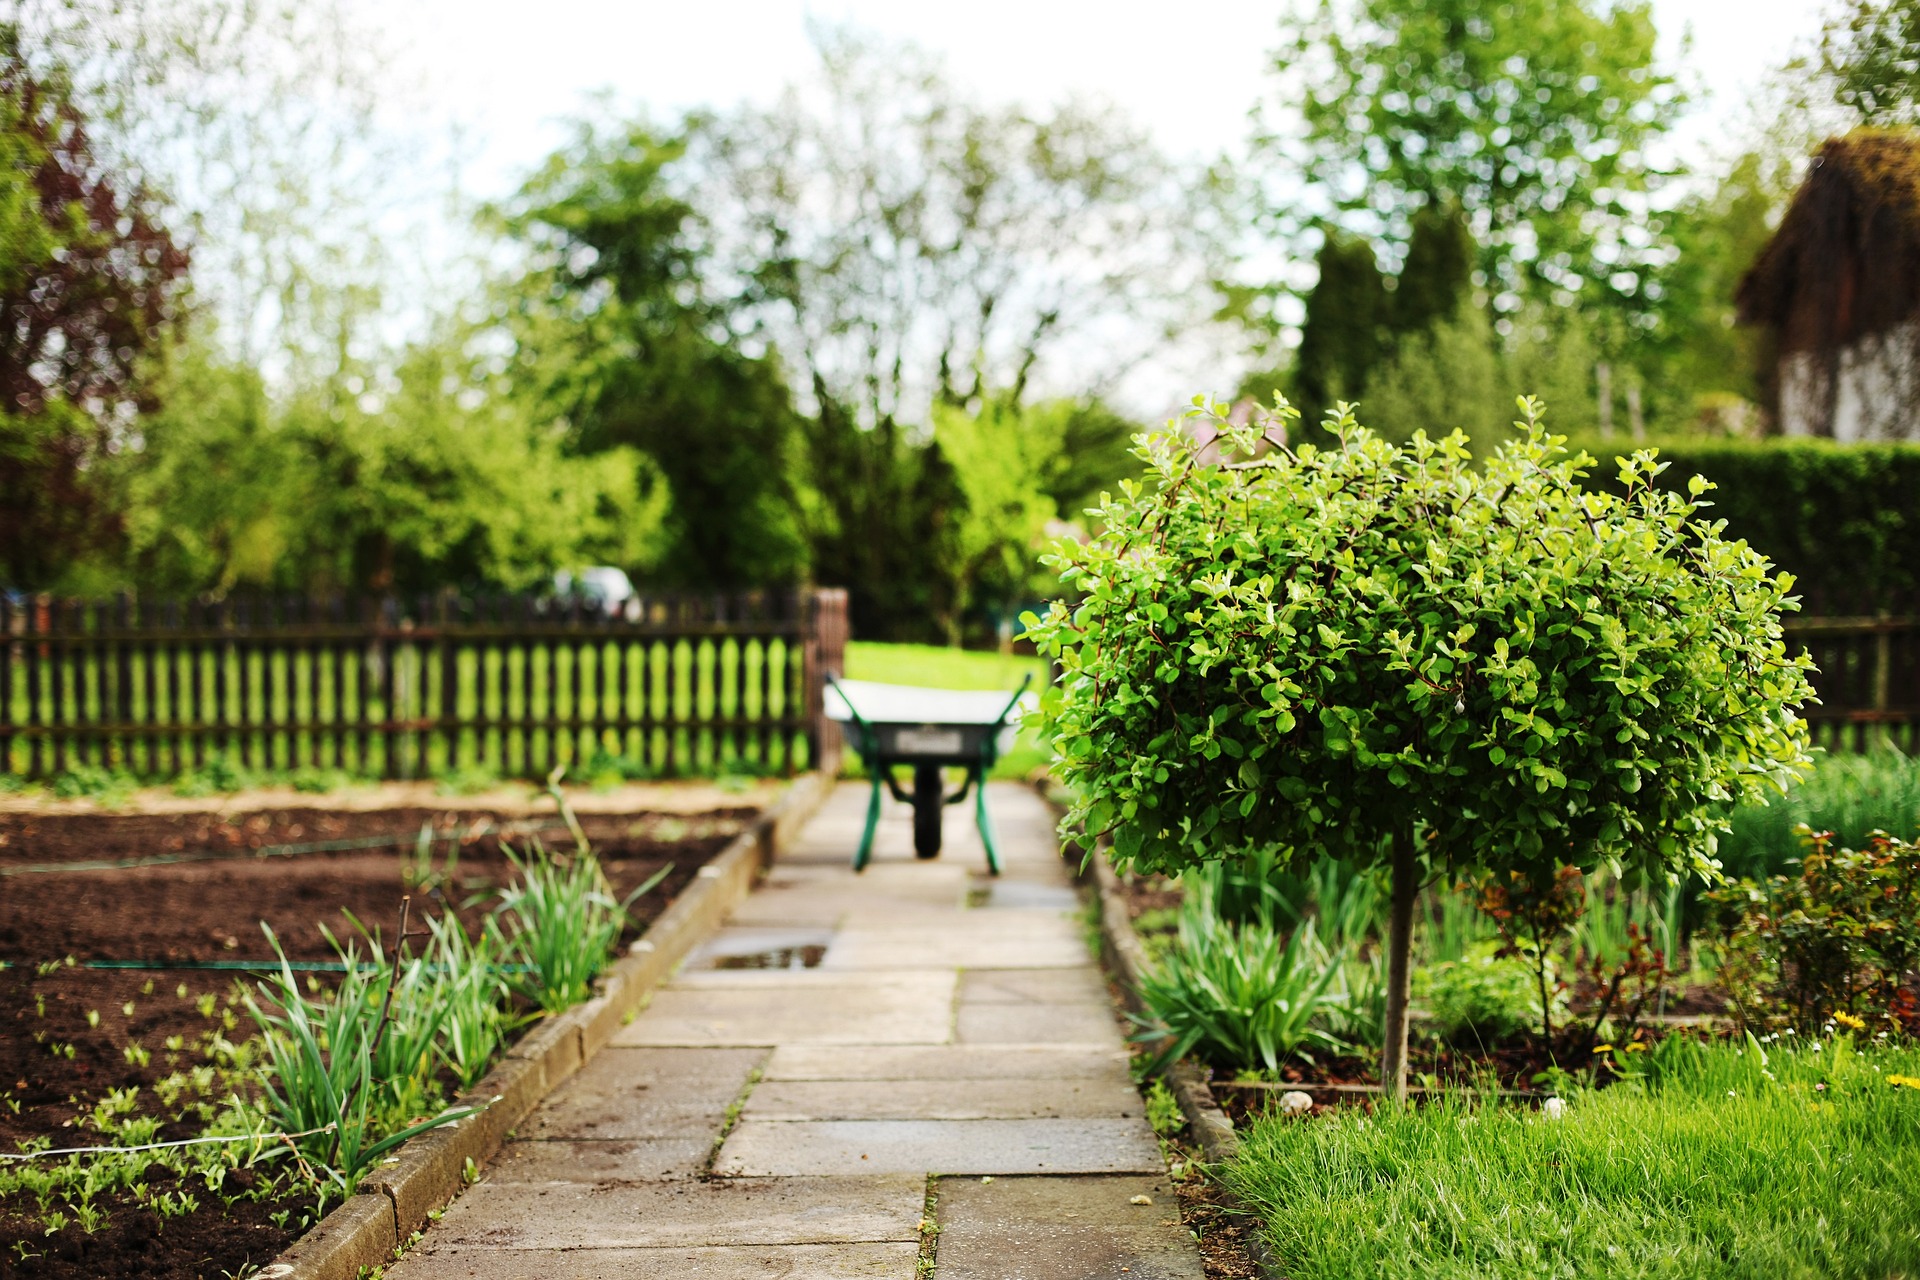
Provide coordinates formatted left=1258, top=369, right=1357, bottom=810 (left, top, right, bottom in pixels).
left=1736, top=129, right=1920, bottom=354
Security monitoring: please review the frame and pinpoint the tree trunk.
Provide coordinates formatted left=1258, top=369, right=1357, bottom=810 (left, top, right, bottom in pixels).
left=1380, top=826, right=1420, bottom=1102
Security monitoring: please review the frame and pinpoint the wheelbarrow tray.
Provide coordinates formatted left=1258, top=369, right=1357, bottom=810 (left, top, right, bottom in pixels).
left=823, top=677, right=1036, bottom=873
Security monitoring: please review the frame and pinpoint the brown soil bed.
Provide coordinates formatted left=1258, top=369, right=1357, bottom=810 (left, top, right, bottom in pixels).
left=0, top=802, right=752, bottom=1280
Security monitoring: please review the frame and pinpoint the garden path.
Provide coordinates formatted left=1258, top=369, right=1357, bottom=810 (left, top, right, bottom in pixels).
left=386, top=780, right=1200, bottom=1279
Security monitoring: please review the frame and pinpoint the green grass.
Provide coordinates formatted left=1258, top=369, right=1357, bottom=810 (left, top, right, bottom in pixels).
left=842, top=641, right=1052, bottom=780
left=1224, top=1034, right=1920, bottom=1279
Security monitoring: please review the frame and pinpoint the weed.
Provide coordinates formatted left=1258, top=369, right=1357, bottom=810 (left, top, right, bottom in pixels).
left=1144, top=1079, right=1184, bottom=1139
left=493, top=839, right=669, bottom=1012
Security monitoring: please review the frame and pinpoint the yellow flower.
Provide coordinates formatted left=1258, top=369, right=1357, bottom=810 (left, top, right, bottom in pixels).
left=1888, top=1074, right=1920, bottom=1091
left=1624, top=1042, right=1649, bottom=1053
left=1592, top=1044, right=1614, bottom=1054
left=1833, top=1011, right=1866, bottom=1031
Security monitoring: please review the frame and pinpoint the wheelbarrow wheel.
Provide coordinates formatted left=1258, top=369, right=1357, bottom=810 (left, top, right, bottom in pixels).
left=911, top=764, right=944, bottom=859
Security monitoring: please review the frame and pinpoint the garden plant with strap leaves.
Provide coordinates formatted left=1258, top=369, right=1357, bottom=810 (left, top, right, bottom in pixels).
left=1026, top=395, right=1816, bottom=1096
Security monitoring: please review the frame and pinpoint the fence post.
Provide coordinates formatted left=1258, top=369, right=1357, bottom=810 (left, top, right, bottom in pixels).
left=1874, top=611, right=1893, bottom=750
left=803, top=588, right=848, bottom=773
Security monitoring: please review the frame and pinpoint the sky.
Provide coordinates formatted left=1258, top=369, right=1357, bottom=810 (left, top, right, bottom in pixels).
left=390, top=0, right=1833, bottom=200
left=366, top=0, right=1834, bottom=414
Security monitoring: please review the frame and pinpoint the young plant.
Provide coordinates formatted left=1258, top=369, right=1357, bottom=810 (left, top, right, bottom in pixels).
left=492, top=840, right=669, bottom=1013
left=1134, top=883, right=1348, bottom=1073
left=1028, top=396, right=1815, bottom=1095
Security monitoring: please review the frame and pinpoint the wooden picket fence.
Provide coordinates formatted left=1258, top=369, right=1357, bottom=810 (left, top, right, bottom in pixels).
left=1785, top=614, right=1920, bottom=752
left=0, top=588, right=849, bottom=781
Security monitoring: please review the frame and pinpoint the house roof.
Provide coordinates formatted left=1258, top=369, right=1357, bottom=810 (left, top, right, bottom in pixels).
left=1736, top=128, right=1920, bottom=352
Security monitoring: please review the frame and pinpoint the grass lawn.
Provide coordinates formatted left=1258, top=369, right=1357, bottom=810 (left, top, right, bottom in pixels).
left=1224, top=1034, right=1920, bottom=1279
left=840, top=641, right=1052, bottom=779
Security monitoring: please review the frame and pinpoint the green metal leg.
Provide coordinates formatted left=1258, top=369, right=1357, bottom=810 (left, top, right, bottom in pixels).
left=974, top=767, right=1001, bottom=876
left=853, top=770, right=884, bottom=872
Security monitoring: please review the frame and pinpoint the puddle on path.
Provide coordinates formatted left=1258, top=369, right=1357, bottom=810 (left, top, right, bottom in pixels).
left=710, top=944, right=828, bottom=970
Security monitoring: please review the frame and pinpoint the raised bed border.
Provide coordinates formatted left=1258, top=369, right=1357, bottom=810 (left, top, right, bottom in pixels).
left=267, top=770, right=836, bottom=1280
left=1077, top=825, right=1284, bottom=1280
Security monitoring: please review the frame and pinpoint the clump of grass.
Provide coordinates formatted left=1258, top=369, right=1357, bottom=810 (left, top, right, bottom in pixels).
left=172, top=753, right=250, bottom=798
left=1133, top=881, right=1347, bottom=1074
left=1225, top=1033, right=1920, bottom=1280
left=492, top=840, right=669, bottom=1012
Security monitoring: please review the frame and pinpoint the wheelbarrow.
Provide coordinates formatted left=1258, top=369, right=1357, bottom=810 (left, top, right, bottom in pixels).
left=824, top=673, right=1036, bottom=875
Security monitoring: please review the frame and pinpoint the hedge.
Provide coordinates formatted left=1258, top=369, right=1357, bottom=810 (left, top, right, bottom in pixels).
left=1568, top=436, right=1920, bottom=616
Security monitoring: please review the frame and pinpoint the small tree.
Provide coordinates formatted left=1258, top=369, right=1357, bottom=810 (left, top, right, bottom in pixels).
left=1027, top=397, right=1814, bottom=1096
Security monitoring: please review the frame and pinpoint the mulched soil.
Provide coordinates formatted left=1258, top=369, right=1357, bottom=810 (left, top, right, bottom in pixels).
left=0, top=803, right=750, bottom=1280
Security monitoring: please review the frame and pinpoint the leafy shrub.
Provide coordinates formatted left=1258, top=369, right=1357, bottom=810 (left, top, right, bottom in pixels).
left=287, top=765, right=354, bottom=794
left=1134, top=884, right=1347, bottom=1073
left=1707, top=826, right=1920, bottom=1034
left=1029, top=398, right=1814, bottom=1093
left=1580, top=434, right=1920, bottom=614
left=435, top=762, right=502, bottom=796
left=1418, top=943, right=1545, bottom=1045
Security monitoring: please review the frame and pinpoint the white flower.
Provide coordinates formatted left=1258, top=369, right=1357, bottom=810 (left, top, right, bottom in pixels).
left=1542, top=1097, right=1567, bottom=1120
left=1280, top=1090, right=1314, bottom=1117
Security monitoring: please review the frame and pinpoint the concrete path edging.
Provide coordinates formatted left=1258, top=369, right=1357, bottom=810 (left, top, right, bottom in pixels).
left=1084, top=831, right=1287, bottom=1280
left=269, top=770, right=837, bottom=1280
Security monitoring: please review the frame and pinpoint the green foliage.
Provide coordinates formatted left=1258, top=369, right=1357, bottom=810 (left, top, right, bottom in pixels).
left=1134, top=882, right=1349, bottom=1073
left=1031, top=397, right=1814, bottom=890
left=1223, top=1034, right=1920, bottom=1280
left=1391, top=204, right=1476, bottom=338
left=1721, top=748, right=1920, bottom=883
left=499, top=122, right=810, bottom=589
left=243, top=930, right=471, bottom=1208
left=47, top=763, right=135, bottom=804
left=172, top=753, right=250, bottom=798
left=1356, top=304, right=1506, bottom=452
left=1823, top=0, right=1920, bottom=125
left=493, top=842, right=669, bottom=1012
left=1579, top=435, right=1920, bottom=614
left=0, top=51, right=189, bottom=590
left=1418, top=942, right=1550, bottom=1045
left=1267, top=0, right=1683, bottom=316
left=1293, top=233, right=1387, bottom=420
left=122, top=330, right=669, bottom=595
left=1707, top=828, right=1920, bottom=1034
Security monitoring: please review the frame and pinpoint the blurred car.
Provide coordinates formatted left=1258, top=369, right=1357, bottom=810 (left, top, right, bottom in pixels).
left=552, top=566, right=638, bottom=618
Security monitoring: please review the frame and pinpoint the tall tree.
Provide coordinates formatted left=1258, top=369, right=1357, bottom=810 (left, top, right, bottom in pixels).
left=1293, top=232, right=1388, bottom=420
left=1262, top=0, right=1684, bottom=319
left=502, top=124, right=809, bottom=589
left=0, top=50, right=188, bottom=588
left=1391, top=203, right=1475, bottom=339
left=689, top=27, right=1223, bottom=637
left=1823, top=0, right=1920, bottom=124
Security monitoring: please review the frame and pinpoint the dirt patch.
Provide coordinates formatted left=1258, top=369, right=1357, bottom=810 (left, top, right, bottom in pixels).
left=0, top=801, right=753, bottom=1279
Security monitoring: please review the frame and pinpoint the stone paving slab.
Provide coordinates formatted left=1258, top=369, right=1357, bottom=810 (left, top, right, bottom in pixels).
left=390, top=1242, right=920, bottom=1279
left=742, top=1077, right=1144, bottom=1122
left=613, top=972, right=956, bottom=1046
left=821, top=925, right=1091, bottom=971
left=387, top=1243, right=913, bottom=1274
left=484, top=1136, right=714, bottom=1183
left=761, top=1043, right=1134, bottom=1083
left=521, top=1047, right=765, bottom=1140
left=714, top=1118, right=1166, bottom=1176
left=933, top=1175, right=1206, bottom=1280
left=955, top=1003, right=1125, bottom=1047
left=958, top=968, right=1110, bottom=1005
left=402, top=1175, right=926, bottom=1251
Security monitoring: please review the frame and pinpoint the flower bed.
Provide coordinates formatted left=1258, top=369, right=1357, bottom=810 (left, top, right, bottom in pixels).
left=0, top=801, right=750, bottom=1279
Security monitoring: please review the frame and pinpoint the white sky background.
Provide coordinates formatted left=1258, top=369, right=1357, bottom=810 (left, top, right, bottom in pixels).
left=367, top=0, right=1833, bottom=414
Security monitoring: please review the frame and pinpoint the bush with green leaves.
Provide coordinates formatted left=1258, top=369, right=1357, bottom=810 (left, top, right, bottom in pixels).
left=1134, top=882, right=1347, bottom=1074
left=1028, top=396, right=1815, bottom=1093
left=1417, top=942, right=1549, bottom=1045
left=1706, top=826, right=1920, bottom=1035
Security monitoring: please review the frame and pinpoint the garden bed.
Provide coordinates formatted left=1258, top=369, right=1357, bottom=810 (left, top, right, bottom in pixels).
left=0, top=799, right=753, bottom=1279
